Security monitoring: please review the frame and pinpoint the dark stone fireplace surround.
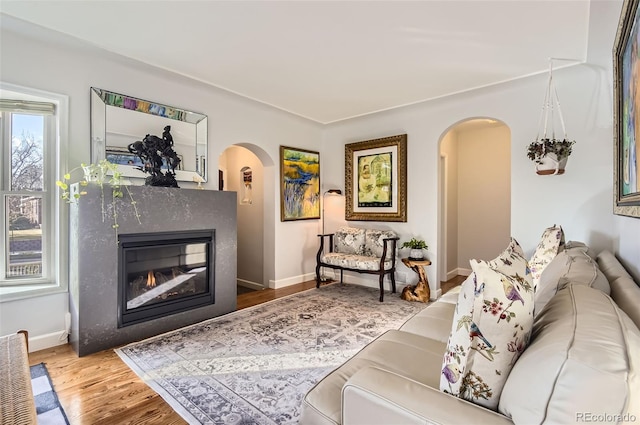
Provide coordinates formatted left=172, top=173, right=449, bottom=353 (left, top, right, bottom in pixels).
left=69, top=185, right=237, bottom=356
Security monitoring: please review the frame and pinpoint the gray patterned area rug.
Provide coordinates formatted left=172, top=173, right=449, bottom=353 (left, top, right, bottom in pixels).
left=116, top=283, right=429, bottom=424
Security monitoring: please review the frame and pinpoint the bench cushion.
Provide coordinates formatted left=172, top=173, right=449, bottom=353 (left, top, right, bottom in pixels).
left=334, top=227, right=366, bottom=255
left=363, top=229, right=397, bottom=258
left=322, top=253, right=393, bottom=271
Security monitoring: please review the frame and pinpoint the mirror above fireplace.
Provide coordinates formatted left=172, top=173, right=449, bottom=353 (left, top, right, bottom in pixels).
left=90, top=87, right=208, bottom=182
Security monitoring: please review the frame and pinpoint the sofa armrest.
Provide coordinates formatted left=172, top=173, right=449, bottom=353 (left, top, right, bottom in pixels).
left=342, top=367, right=513, bottom=425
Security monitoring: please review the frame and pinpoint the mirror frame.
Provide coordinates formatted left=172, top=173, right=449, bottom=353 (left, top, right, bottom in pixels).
left=90, top=87, right=208, bottom=182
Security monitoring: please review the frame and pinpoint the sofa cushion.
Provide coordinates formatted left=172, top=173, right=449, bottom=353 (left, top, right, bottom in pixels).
left=321, top=253, right=393, bottom=271
left=441, top=238, right=534, bottom=410
left=400, top=293, right=456, bottom=343
left=529, top=225, right=565, bottom=288
left=438, top=285, right=462, bottom=304
left=363, top=229, right=397, bottom=258
left=499, top=284, right=640, bottom=424
left=301, top=330, right=446, bottom=425
left=534, top=243, right=610, bottom=316
left=597, top=250, right=640, bottom=329
left=334, top=227, right=366, bottom=255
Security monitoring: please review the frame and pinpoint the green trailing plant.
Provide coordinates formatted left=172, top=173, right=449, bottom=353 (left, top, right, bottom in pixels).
left=56, top=159, right=141, bottom=240
left=527, top=138, right=575, bottom=163
left=401, top=238, right=428, bottom=250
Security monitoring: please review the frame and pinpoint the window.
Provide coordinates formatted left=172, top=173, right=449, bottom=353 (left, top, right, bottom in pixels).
left=1, top=99, right=56, bottom=286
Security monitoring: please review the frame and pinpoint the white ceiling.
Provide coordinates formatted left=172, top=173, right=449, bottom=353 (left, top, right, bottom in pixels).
left=0, top=1, right=592, bottom=124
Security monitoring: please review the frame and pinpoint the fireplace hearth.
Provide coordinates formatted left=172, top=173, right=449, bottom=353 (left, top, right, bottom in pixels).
left=118, top=230, right=215, bottom=327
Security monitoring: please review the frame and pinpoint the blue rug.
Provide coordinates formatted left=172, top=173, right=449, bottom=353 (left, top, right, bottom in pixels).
left=30, top=363, right=70, bottom=425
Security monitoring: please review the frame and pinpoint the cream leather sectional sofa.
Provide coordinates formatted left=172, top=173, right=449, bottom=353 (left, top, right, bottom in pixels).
left=301, top=244, right=640, bottom=424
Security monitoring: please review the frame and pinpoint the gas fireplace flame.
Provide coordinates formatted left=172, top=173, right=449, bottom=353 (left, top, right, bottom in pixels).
left=146, top=270, right=156, bottom=288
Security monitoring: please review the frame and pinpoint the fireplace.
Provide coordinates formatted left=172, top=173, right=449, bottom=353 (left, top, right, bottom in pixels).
left=70, top=186, right=236, bottom=357
left=118, top=230, right=215, bottom=327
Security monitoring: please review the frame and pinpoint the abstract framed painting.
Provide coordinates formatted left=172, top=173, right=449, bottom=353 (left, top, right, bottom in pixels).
left=345, top=134, right=407, bottom=222
left=614, top=0, right=640, bottom=217
left=280, top=146, right=320, bottom=221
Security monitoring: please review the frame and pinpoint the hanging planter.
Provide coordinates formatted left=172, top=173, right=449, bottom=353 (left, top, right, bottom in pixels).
left=527, top=138, right=574, bottom=175
left=527, top=60, right=576, bottom=175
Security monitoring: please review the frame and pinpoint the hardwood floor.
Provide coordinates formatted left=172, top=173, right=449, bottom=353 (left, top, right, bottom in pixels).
left=29, top=277, right=462, bottom=424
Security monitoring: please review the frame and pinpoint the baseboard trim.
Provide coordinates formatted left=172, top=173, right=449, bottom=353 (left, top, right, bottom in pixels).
left=458, top=268, right=472, bottom=276
left=447, top=267, right=472, bottom=280
left=237, top=279, right=264, bottom=290
left=268, top=273, right=316, bottom=289
left=28, top=330, right=67, bottom=353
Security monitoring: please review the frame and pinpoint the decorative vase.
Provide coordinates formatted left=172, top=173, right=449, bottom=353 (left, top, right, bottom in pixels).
left=535, top=153, right=568, bottom=175
left=410, top=248, right=424, bottom=260
left=82, top=164, right=106, bottom=183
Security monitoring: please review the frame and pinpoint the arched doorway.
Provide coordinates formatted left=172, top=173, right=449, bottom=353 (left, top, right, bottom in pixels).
left=438, top=118, right=511, bottom=284
left=219, top=144, right=274, bottom=291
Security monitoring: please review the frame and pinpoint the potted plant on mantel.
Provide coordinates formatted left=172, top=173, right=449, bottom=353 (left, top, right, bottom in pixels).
left=401, top=238, right=428, bottom=260
left=527, top=137, right=575, bottom=175
left=56, top=159, right=141, bottom=239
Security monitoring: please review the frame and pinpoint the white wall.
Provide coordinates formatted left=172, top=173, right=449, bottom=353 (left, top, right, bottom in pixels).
left=457, top=124, right=511, bottom=270
left=321, top=0, right=625, bottom=293
left=221, top=146, right=265, bottom=287
left=440, top=131, right=459, bottom=280
left=0, top=17, right=322, bottom=347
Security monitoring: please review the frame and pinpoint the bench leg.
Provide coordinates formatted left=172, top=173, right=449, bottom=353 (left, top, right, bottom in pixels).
left=390, top=271, right=397, bottom=294
left=315, top=263, right=322, bottom=288
left=378, top=274, right=384, bottom=302
left=340, top=269, right=344, bottom=284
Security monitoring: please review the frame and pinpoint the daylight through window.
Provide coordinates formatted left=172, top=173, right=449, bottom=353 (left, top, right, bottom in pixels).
left=1, top=100, right=56, bottom=285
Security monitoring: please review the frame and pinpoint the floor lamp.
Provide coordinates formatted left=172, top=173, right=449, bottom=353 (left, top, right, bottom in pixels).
left=320, top=189, right=342, bottom=282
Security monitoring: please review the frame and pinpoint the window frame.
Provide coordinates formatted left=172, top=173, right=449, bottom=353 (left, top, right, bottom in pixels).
left=0, top=82, right=69, bottom=301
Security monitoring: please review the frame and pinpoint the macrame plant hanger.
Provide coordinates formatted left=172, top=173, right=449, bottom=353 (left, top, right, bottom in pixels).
left=533, top=59, right=571, bottom=175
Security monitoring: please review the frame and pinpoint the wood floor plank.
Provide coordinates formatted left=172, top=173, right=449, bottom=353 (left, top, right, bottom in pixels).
left=28, top=278, right=461, bottom=424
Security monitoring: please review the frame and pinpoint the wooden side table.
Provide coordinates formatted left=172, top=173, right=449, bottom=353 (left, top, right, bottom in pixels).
left=400, top=258, right=431, bottom=302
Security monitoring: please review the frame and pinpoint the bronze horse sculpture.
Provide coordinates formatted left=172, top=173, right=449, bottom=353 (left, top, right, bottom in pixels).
left=128, top=125, right=181, bottom=187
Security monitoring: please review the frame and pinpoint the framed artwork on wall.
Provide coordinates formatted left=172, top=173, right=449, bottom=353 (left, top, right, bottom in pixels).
left=345, top=134, right=407, bottom=222
left=614, top=0, right=640, bottom=218
left=280, top=146, right=320, bottom=221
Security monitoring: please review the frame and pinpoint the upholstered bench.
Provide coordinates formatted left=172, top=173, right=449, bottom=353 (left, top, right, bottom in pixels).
left=315, top=227, right=399, bottom=301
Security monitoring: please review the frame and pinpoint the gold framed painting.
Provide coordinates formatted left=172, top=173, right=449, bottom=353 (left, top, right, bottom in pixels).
left=345, top=134, right=407, bottom=222
left=280, top=146, right=320, bottom=221
left=614, top=0, right=640, bottom=217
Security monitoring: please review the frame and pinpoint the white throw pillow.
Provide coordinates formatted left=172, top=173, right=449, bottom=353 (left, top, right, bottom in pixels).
left=441, top=238, right=534, bottom=411
left=440, top=273, right=479, bottom=397
left=529, top=225, right=565, bottom=289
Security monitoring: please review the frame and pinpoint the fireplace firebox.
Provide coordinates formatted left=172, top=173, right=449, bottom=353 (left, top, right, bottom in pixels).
left=118, top=230, right=215, bottom=327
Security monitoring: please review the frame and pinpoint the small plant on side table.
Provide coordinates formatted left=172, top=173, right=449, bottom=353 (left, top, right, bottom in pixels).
left=401, top=238, right=428, bottom=260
